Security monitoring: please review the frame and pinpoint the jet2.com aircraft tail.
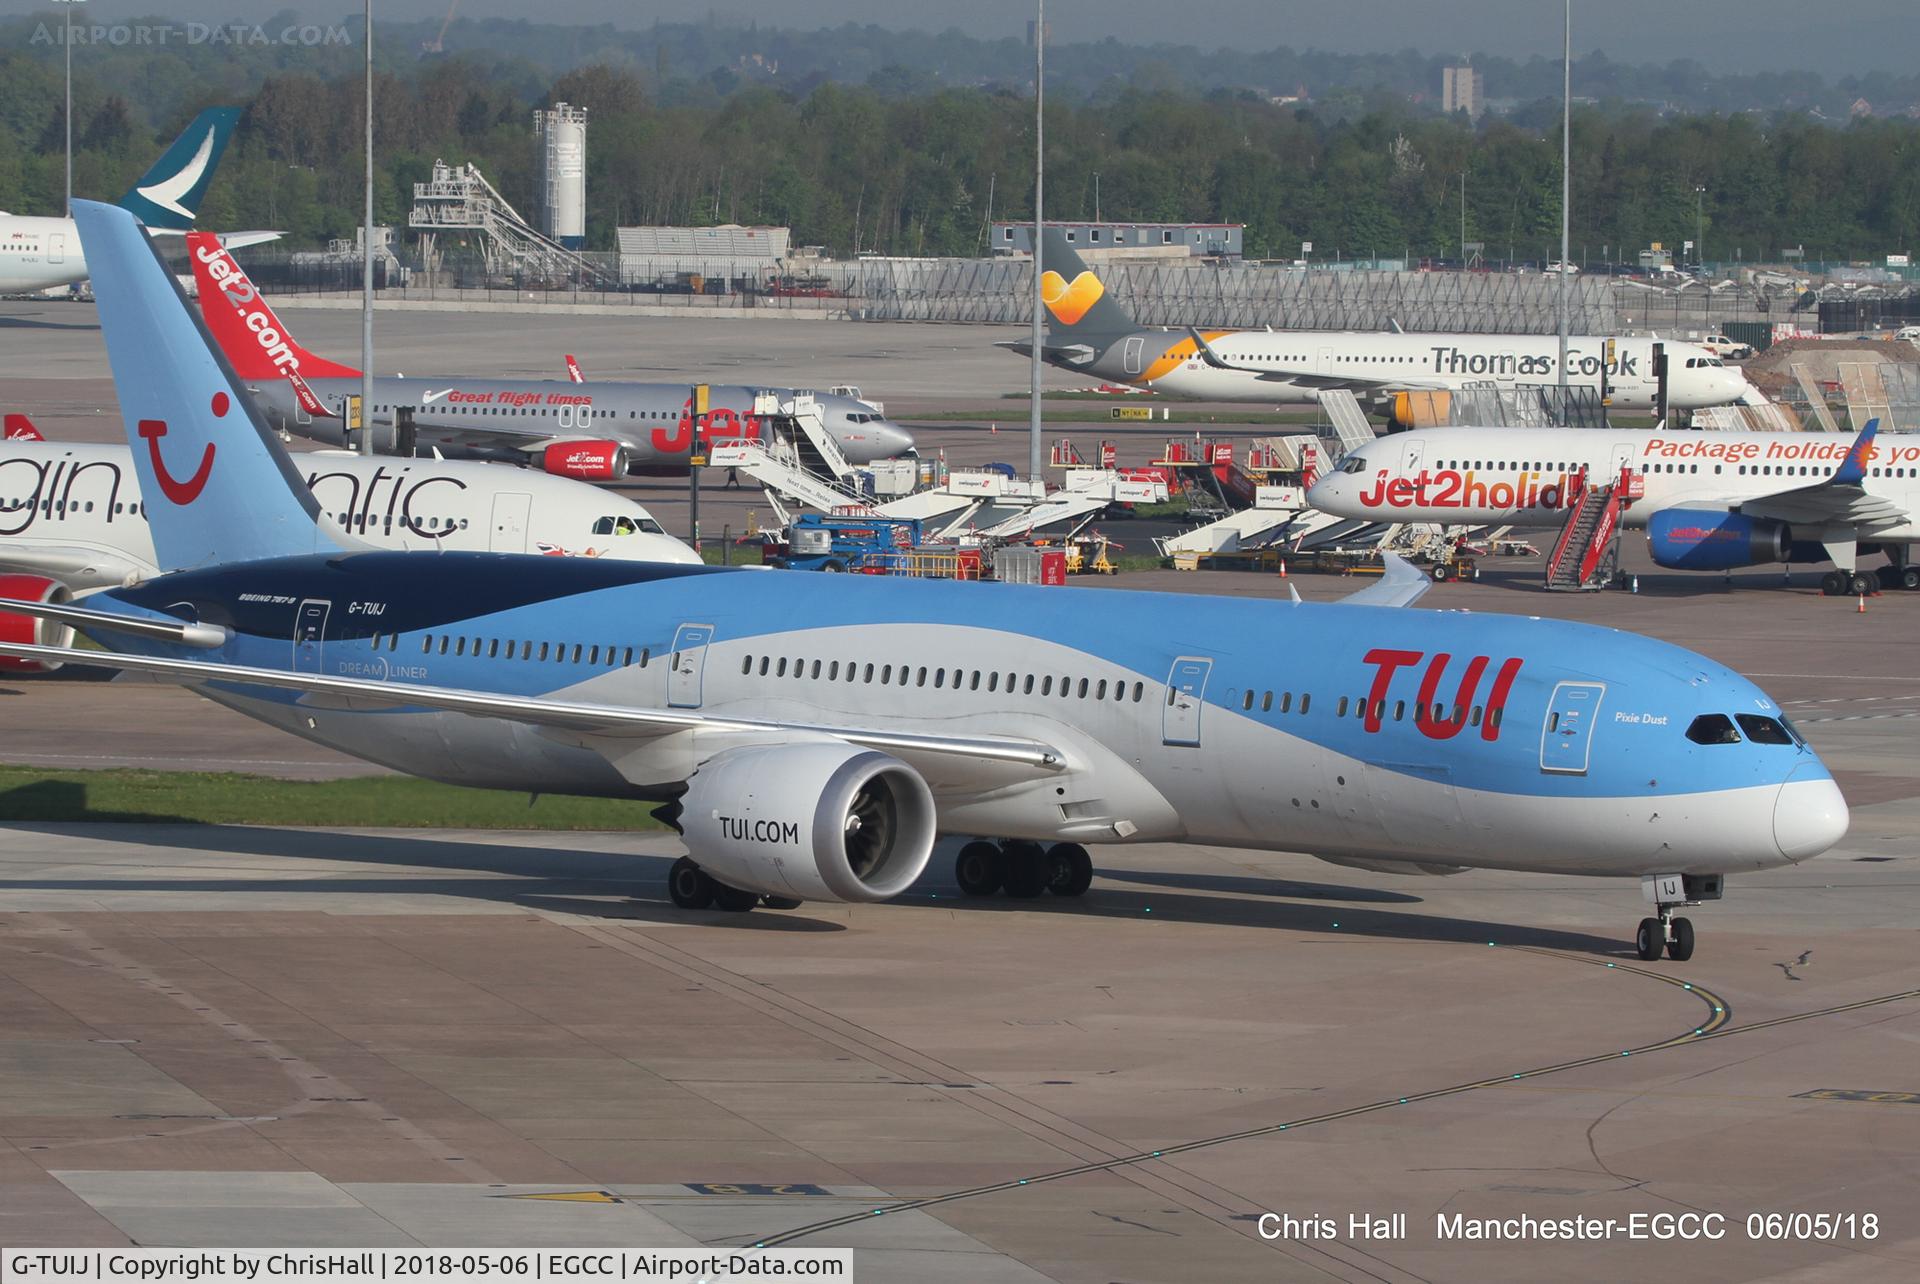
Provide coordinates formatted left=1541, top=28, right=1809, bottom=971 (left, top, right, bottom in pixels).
left=73, top=201, right=347, bottom=571
left=186, top=232, right=362, bottom=381
left=116, top=108, right=242, bottom=231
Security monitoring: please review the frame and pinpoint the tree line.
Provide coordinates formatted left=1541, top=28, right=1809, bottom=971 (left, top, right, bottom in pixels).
left=4, top=50, right=1919, bottom=265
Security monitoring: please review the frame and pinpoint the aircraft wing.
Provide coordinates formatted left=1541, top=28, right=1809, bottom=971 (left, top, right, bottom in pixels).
left=0, top=638, right=1066, bottom=772
left=1338, top=553, right=1432, bottom=608
left=1737, top=419, right=1909, bottom=532
left=0, top=545, right=151, bottom=588
left=1186, top=329, right=1448, bottom=391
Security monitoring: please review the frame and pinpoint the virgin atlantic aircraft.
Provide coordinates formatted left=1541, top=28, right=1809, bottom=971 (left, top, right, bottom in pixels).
left=0, top=202, right=1851, bottom=965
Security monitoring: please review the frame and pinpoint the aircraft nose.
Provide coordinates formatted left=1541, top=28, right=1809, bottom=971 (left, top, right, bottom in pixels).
left=1774, top=765, right=1849, bottom=862
left=875, top=424, right=916, bottom=459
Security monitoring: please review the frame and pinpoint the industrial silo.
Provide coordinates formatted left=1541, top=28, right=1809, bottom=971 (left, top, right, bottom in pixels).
left=533, top=103, right=587, bottom=248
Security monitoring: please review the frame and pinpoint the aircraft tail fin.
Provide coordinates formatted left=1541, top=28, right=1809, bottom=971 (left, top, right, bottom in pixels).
left=1037, top=227, right=1140, bottom=339
left=116, top=108, right=241, bottom=231
left=185, top=231, right=362, bottom=381
left=3, top=414, right=44, bottom=441
left=73, top=200, right=347, bottom=571
left=1835, top=418, right=1878, bottom=485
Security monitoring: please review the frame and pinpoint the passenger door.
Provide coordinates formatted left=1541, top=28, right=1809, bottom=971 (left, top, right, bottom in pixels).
left=667, top=623, right=714, bottom=709
left=1122, top=336, right=1145, bottom=375
left=1540, top=681, right=1606, bottom=775
left=293, top=599, right=331, bottom=674
left=1161, top=657, right=1212, bottom=747
left=489, top=492, right=532, bottom=553
left=49, top=233, right=65, bottom=265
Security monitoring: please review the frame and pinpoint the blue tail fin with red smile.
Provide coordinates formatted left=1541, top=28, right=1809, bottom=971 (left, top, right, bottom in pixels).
left=71, top=200, right=344, bottom=571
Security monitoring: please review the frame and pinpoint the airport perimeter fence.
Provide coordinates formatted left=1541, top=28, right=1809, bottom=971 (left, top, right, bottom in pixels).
left=849, top=256, right=1621, bottom=332
left=219, top=245, right=1914, bottom=338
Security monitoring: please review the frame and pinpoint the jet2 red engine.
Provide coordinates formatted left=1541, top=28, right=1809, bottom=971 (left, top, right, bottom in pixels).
left=541, top=440, right=628, bottom=480
left=0, top=575, right=74, bottom=674
left=665, top=743, right=937, bottom=903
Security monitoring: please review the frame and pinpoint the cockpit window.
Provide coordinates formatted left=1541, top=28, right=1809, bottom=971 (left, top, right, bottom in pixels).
left=1337, top=454, right=1368, bottom=474
left=594, top=515, right=640, bottom=536
left=1685, top=714, right=1741, bottom=745
left=592, top=516, right=615, bottom=535
left=1736, top=714, right=1794, bottom=745
left=638, top=518, right=664, bottom=534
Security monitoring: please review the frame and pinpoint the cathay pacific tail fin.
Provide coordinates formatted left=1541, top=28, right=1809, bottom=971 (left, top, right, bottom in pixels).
left=116, top=108, right=241, bottom=231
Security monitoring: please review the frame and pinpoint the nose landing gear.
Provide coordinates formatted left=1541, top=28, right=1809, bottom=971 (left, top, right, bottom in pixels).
left=1634, top=873, right=1721, bottom=961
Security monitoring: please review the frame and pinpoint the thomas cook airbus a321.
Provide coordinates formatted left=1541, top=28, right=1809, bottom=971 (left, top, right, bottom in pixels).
left=0, top=202, right=1850, bottom=962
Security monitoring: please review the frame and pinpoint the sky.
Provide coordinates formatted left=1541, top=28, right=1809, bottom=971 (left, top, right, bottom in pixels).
left=4, top=1, right=1913, bottom=79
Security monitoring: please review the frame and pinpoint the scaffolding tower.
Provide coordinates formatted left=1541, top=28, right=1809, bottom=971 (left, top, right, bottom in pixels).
left=409, top=159, right=610, bottom=285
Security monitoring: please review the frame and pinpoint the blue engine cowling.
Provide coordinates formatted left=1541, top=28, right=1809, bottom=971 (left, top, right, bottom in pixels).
left=1647, top=508, right=1791, bottom=570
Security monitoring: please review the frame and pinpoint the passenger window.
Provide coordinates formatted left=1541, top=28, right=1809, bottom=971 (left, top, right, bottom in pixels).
left=1735, top=714, right=1793, bottom=745
left=1098, top=679, right=1108, bottom=700
left=811, top=660, right=822, bottom=679
left=881, top=664, right=892, bottom=683
left=1261, top=691, right=1271, bottom=712
left=988, top=672, right=999, bottom=692
left=741, top=656, right=753, bottom=675
left=570, top=645, right=582, bottom=664
left=1243, top=690, right=1254, bottom=711
left=1279, top=692, right=1292, bottom=713
left=588, top=646, right=600, bottom=665
left=933, top=668, right=945, bottom=688
left=829, top=661, right=840, bottom=680
left=1687, top=714, right=1741, bottom=745
left=1337, top=696, right=1349, bottom=717
left=538, top=642, right=549, bottom=661
left=1299, top=694, right=1310, bottom=714
left=489, top=640, right=501, bottom=659
left=455, top=637, right=466, bottom=656
left=1133, top=682, right=1145, bottom=702
left=1077, top=678, right=1089, bottom=699
left=971, top=671, right=983, bottom=691
left=1041, top=676, right=1053, bottom=696
left=422, top=635, right=433, bottom=655
left=1025, top=675, right=1036, bottom=695
left=623, top=648, right=634, bottom=667
left=777, top=658, right=788, bottom=677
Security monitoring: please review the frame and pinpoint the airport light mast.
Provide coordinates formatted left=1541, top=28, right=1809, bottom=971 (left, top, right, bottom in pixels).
left=1028, top=0, right=1045, bottom=487
left=1557, top=0, right=1571, bottom=422
left=360, top=0, right=376, bottom=456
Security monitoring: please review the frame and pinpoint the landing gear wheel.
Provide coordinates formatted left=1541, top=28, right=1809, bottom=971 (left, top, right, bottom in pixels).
left=1430, top=564, right=1450, bottom=583
left=954, top=841, right=1003, bottom=897
left=1045, top=843, right=1094, bottom=897
left=711, top=882, right=760, bottom=912
left=999, top=841, right=1049, bottom=899
left=1878, top=565, right=1903, bottom=591
left=1849, top=570, right=1877, bottom=597
left=667, top=857, right=715, bottom=910
left=1666, top=917, right=1695, bottom=962
left=1903, top=566, right=1920, bottom=591
left=761, top=896, right=804, bottom=910
left=1820, top=570, right=1850, bottom=597
left=1634, top=917, right=1664, bottom=962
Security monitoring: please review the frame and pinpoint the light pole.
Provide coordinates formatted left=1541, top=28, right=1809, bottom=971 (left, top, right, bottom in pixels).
left=64, top=0, right=77, bottom=215
left=1694, top=185, right=1706, bottom=266
left=360, top=1, right=375, bottom=457
left=1557, top=0, right=1571, bottom=413
left=1028, top=0, right=1044, bottom=486
left=1093, top=170, right=1100, bottom=223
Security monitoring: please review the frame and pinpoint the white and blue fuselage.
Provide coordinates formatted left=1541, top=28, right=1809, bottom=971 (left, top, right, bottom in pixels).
left=91, top=556, right=1843, bottom=880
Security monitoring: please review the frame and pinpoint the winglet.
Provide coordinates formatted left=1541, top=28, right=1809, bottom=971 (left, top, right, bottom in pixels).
left=3, top=414, right=43, bottom=441
left=565, top=354, right=585, bottom=383
left=116, top=108, right=241, bottom=231
left=1339, top=553, right=1432, bottom=609
left=1834, top=419, right=1878, bottom=486
left=72, top=200, right=345, bottom=570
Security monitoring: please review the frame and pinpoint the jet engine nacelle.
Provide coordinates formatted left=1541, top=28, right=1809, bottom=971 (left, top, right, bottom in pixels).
left=541, top=440, right=629, bottom=481
left=667, top=743, right=937, bottom=903
left=0, top=575, right=74, bottom=674
left=1647, top=508, right=1790, bottom=571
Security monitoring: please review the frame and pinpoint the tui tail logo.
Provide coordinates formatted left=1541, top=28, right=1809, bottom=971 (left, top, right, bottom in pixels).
left=1041, top=269, right=1106, bottom=326
left=136, top=394, right=227, bottom=506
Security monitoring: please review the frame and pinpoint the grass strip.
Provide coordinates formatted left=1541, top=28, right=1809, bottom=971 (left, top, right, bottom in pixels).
left=0, top=764, right=667, bottom=830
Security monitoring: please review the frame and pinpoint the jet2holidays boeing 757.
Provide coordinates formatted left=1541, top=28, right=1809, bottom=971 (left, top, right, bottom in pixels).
left=0, top=202, right=1850, bottom=965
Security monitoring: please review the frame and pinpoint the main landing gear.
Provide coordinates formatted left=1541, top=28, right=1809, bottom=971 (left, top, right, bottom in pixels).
left=954, top=840, right=1094, bottom=900
left=666, top=856, right=802, bottom=913
left=1633, top=873, right=1722, bottom=962
left=1820, top=569, right=1878, bottom=597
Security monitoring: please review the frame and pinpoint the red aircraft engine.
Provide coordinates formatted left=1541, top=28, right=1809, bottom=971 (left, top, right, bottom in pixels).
left=541, top=441, right=629, bottom=481
left=0, top=575, right=75, bottom=674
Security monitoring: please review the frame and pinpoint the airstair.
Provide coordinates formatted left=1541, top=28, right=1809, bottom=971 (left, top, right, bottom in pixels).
left=707, top=394, right=871, bottom=512
left=1543, top=467, right=1638, bottom=591
left=1317, top=389, right=1379, bottom=457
